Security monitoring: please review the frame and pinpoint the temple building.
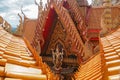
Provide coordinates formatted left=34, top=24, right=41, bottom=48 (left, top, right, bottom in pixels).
left=0, top=0, right=120, bottom=80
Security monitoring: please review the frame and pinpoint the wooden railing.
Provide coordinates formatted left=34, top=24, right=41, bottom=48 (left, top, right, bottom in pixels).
left=53, top=0, right=86, bottom=63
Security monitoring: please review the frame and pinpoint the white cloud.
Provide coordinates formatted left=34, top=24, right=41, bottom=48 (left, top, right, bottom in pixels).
left=22, top=4, right=38, bottom=18
left=0, top=0, right=39, bottom=28
left=88, top=0, right=92, bottom=5
left=0, top=0, right=91, bottom=28
left=0, top=13, right=6, bottom=18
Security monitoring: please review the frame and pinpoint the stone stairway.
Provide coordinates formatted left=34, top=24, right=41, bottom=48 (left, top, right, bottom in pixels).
left=73, top=54, right=102, bottom=80
left=73, top=28, right=120, bottom=80
left=0, top=27, right=47, bottom=80
left=101, top=28, right=120, bottom=80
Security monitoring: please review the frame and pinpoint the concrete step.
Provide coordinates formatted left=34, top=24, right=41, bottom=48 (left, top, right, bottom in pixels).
left=109, top=74, right=120, bottom=80
left=104, top=52, right=116, bottom=57
left=105, top=55, right=119, bottom=62
left=106, top=59, right=120, bottom=67
left=108, top=66, right=120, bottom=75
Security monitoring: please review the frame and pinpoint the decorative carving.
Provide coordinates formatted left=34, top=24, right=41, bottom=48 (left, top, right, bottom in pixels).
left=35, top=0, right=43, bottom=17
left=46, top=20, right=75, bottom=55
left=31, top=25, right=44, bottom=54
left=113, top=16, right=120, bottom=29
left=35, top=39, right=41, bottom=55
left=100, top=0, right=112, bottom=36
left=52, top=45, right=64, bottom=70
left=92, top=0, right=120, bottom=6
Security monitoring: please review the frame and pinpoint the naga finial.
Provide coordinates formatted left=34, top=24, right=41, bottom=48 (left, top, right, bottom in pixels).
left=18, top=13, right=22, bottom=23
left=35, top=0, right=43, bottom=18
left=35, top=0, right=39, bottom=5
left=35, top=0, right=43, bottom=6
left=21, top=6, right=27, bottom=18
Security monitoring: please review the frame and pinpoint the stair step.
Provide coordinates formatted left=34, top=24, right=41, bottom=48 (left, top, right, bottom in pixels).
left=116, top=49, right=120, bottom=53
left=4, top=51, right=21, bottom=57
left=106, top=60, right=120, bottom=67
left=0, top=66, right=5, bottom=76
left=0, top=58, right=7, bottom=66
left=7, top=58, right=36, bottom=67
left=108, top=66, right=120, bottom=75
left=104, top=48, right=115, bottom=53
left=109, top=74, right=120, bottom=80
left=5, top=63, right=42, bottom=75
left=6, top=72, right=46, bottom=80
left=104, top=52, right=116, bottom=57
left=20, top=56, right=34, bottom=61
left=5, top=63, right=46, bottom=80
left=112, top=43, right=120, bottom=47
left=4, top=78, right=23, bottom=80
left=105, top=55, right=119, bottom=61
left=114, top=46, right=120, bottom=50
left=104, top=46, right=113, bottom=50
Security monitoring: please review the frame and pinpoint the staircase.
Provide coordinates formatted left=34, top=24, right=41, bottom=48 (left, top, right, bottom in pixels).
left=73, top=27, right=120, bottom=80
left=100, top=28, right=120, bottom=80
left=73, top=54, right=103, bottom=80
left=52, top=0, right=85, bottom=62
left=0, top=27, right=47, bottom=80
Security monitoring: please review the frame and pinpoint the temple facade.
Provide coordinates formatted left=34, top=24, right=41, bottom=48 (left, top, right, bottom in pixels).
left=0, top=0, right=120, bottom=80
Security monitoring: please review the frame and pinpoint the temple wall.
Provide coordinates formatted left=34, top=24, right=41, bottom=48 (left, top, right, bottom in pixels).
left=88, top=6, right=120, bottom=29
left=23, top=19, right=37, bottom=44
left=88, top=8, right=104, bottom=29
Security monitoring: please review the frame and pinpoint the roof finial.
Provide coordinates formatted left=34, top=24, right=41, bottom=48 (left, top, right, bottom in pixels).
left=35, top=0, right=43, bottom=17
left=21, top=6, right=27, bottom=18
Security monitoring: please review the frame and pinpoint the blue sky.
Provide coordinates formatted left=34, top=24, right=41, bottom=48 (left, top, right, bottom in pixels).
left=0, top=0, right=92, bottom=28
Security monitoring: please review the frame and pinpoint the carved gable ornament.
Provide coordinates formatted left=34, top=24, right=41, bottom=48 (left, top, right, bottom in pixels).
left=46, top=20, right=74, bottom=56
